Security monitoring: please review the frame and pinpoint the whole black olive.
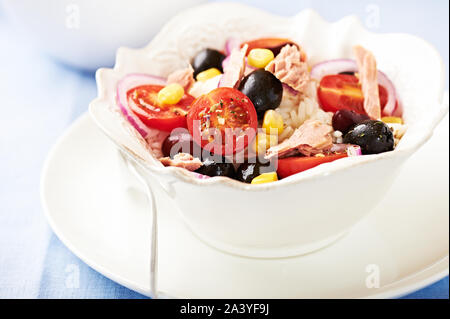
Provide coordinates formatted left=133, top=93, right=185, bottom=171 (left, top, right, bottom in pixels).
left=192, top=48, right=226, bottom=77
left=162, top=130, right=201, bottom=158
left=238, top=69, right=283, bottom=120
left=195, top=157, right=236, bottom=178
left=332, top=109, right=370, bottom=134
left=236, top=159, right=276, bottom=183
left=343, top=120, right=394, bottom=154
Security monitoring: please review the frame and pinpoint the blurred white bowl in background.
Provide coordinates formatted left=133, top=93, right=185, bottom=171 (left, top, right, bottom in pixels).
left=1, top=0, right=208, bottom=70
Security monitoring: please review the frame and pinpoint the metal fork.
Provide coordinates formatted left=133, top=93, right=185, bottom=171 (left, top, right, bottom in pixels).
left=121, top=152, right=159, bottom=299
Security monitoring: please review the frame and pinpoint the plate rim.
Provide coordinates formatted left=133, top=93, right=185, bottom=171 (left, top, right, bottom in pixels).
left=40, top=112, right=449, bottom=299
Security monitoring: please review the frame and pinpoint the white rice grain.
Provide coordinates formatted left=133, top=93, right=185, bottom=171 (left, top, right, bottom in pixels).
left=276, top=81, right=332, bottom=141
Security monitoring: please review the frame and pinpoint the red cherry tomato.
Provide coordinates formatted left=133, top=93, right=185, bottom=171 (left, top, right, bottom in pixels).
left=277, top=153, right=348, bottom=179
left=187, top=87, right=258, bottom=156
left=127, top=85, right=195, bottom=132
left=317, top=74, right=388, bottom=115
left=241, top=38, right=306, bottom=61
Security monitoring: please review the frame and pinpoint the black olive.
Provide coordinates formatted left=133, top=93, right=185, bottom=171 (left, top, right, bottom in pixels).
left=195, top=156, right=236, bottom=178
left=235, top=159, right=276, bottom=183
left=339, top=71, right=355, bottom=76
left=332, top=109, right=370, bottom=134
left=192, top=48, right=226, bottom=77
left=238, top=69, right=283, bottom=120
left=162, top=130, right=201, bottom=158
left=343, top=120, right=394, bottom=154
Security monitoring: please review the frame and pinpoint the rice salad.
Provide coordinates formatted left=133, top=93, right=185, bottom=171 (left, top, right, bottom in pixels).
left=115, top=37, right=407, bottom=184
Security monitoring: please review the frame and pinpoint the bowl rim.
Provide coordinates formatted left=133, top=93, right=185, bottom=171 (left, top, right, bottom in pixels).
left=89, top=2, right=449, bottom=192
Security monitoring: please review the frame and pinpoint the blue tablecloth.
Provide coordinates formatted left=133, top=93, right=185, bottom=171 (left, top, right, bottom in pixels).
left=0, top=0, right=448, bottom=299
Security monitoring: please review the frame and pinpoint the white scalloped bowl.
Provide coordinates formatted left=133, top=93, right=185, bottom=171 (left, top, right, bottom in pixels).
left=89, top=3, right=448, bottom=258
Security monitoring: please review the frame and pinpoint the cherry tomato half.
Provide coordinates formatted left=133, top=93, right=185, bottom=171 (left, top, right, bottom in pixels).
left=241, top=38, right=306, bottom=61
left=277, top=153, right=348, bottom=179
left=127, top=85, right=195, bottom=132
left=187, top=87, right=258, bottom=156
left=317, top=74, right=388, bottom=115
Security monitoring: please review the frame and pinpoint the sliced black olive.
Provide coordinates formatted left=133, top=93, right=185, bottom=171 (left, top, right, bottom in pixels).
left=343, top=120, right=394, bottom=154
left=238, top=69, right=283, bottom=120
left=235, top=159, right=276, bottom=183
left=195, top=156, right=235, bottom=178
left=192, top=48, right=226, bottom=77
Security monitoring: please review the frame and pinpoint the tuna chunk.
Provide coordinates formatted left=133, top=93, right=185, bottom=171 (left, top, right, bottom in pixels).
left=189, top=74, right=222, bottom=98
left=353, top=45, right=381, bottom=120
left=265, top=44, right=310, bottom=93
left=266, top=120, right=333, bottom=159
left=167, top=65, right=195, bottom=91
left=220, top=44, right=248, bottom=88
left=160, top=153, right=202, bottom=171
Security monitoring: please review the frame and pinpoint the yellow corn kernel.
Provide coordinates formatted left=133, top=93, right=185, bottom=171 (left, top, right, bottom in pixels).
left=382, top=116, right=403, bottom=124
left=252, top=133, right=278, bottom=156
left=157, top=83, right=184, bottom=105
left=248, top=48, right=275, bottom=69
left=263, top=110, right=284, bottom=135
left=196, top=68, right=222, bottom=82
left=251, top=172, right=278, bottom=184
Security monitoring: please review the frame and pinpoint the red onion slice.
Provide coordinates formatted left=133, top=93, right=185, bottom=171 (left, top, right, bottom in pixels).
left=310, top=59, right=400, bottom=116
left=116, top=73, right=166, bottom=138
left=282, top=83, right=299, bottom=96
left=346, top=144, right=362, bottom=157
left=377, top=70, right=401, bottom=117
left=192, top=172, right=211, bottom=180
left=310, top=59, right=358, bottom=81
left=330, top=144, right=362, bottom=156
left=392, top=100, right=403, bottom=117
left=222, top=55, right=231, bottom=70
left=217, top=74, right=224, bottom=88
left=225, top=38, right=241, bottom=56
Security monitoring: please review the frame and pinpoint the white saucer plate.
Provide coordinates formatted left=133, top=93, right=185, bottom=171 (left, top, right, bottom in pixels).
left=41, top=113, right=449, bottom=298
